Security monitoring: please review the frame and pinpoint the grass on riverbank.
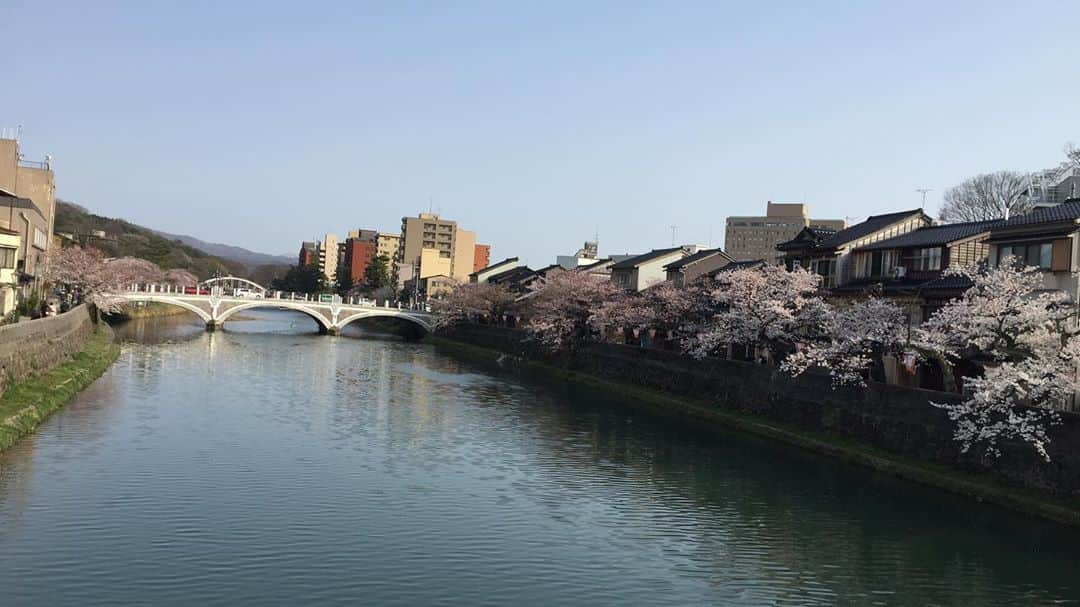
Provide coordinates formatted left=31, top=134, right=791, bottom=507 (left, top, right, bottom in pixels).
left=0, top=327, right=120, bottom=452
left=433, top=336, right=1080, bottom=528
left=107, top=302, right=192, bottom=320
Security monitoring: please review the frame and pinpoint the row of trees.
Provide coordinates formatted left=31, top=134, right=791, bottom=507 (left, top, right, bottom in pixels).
left=435, top=260, right=1078, bottom=462
left=270, top=254, right=395, bottom=296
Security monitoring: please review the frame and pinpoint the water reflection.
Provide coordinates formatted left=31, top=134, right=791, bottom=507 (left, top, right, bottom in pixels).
left=0, top=313, right=1077, bottom=606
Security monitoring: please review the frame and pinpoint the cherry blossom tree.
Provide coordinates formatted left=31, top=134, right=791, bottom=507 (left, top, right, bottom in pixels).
left=163, top=268, right=199, bottom=287
left=685, top=265, right=825, bottom=361
left=525, top=268, right=619, bottom=352
left=432, top=282, right=518, bottom=329
left=782, top=296, right=909, bottom=386
left=106, top=257, right=164, bottom=285
left=44, top=246, right=127, bottom=313
left=916, top=259, right=1077, bottom=461
left=592, top=279, right=712, bottom=346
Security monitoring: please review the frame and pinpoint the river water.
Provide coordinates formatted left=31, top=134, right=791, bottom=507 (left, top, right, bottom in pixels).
left=0, top=309, right=1077, bottom=606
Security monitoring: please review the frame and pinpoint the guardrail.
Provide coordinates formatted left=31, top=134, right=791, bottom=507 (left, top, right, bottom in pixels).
left=118, top=284, right=431, bottom=312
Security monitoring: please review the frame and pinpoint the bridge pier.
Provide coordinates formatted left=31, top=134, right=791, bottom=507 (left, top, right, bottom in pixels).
left=325, top=326, right=341, bottom=336
left=206, top=320, right=224, bottom=332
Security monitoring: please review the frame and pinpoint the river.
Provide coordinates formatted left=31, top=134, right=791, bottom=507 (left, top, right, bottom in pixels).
left=0, top=309, right=1077, bottom=606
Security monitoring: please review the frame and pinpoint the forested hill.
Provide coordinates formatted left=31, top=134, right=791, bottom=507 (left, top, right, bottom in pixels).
left=54, top=201, right=273, bottom=280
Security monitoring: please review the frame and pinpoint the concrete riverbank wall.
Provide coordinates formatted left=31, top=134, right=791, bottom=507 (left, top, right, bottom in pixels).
left=439, top=324, right=1080, bottom=504
left=0, top=305, right=95, bottom=396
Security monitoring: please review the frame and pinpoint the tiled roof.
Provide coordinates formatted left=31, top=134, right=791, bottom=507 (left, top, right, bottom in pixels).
left=663, top=248, right=732, bottom=271
left=919, top=274, right=975, bottom=293
left=816, top=209, right=927, bottom=250
left=994, top=199, right=1080, bottom=228
left=486, top=265, right=536, bottom=285
left=853, top=220, right=1001, bottom=252
left=710, top=259, right=765, bottom=274
left=470, top=257, right=519, bottom=278
left=610, top=247, right=684, bottom=270
left=831, top=274, right=974, bottom=295
left=534, top=263, right=563, bottom=276
left=776, top=226, right=838, bottom=251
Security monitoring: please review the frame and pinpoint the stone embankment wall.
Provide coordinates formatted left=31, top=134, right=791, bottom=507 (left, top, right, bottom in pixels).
left=441, top=324, right=1080, bottom=501
left=0, top=305, right=94, bottom=396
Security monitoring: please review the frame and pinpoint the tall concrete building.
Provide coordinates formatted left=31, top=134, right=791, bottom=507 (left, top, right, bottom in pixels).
left=725, top=202, right=845, bottom=262
left=298, top=241, right=318, bottom=267
left=318, top=233, right=340, bottom=285
left=397, top=213, right=479, bottom=288
left=377, top=233, right=400, bottom=264
left=0, top=136, right=56, bottom=293
left=341, top=230, right=378, bottom=285
left=473, top=244, right=491, bottom=272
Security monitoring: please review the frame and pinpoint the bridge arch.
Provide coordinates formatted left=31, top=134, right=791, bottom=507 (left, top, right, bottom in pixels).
left=119, top=295, right=212, bottom=323
left=215, top=301, right=333, bottom=331
left=336, top=309, right=434, bottom=335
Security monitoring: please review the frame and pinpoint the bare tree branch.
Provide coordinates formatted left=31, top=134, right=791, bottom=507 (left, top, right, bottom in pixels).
left=939, top=171, right=1031, bottom=222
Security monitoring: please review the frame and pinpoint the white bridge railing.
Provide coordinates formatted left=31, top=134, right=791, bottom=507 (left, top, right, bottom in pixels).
left=118, top=283, right=432, bottom=313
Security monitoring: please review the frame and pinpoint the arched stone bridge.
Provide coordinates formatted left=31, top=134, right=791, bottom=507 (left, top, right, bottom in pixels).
left=115, top=282, right=434, bottom=336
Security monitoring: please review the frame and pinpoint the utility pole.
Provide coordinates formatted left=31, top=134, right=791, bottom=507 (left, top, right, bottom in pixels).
left=669, top=225, right=677, bottom=247
left=916, top=188, right=932, bottom=210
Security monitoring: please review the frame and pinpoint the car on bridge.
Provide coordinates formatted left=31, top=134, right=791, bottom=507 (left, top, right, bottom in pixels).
left=183, top=286, right=211, bottom=295
left=234, top=289, right=263, bottom=299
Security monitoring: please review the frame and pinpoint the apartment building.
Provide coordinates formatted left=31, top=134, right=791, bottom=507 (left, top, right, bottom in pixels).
left=377, top=233, right=401, bottom=266
left=298, top=241, right=318, bottom=267
left=341, top=230, right=378, bottom=284
left=397, top=212, right=478, bottom=287
left=473, top=244, right=491, bottom=272
left=0, top=136, right=56, bottom=293
left=317, top=233, right=339, bottom=285
left=725, top=202, right=845, bottom=262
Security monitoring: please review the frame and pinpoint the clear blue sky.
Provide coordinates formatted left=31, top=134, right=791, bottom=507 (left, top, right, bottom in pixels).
left=3, top=1, right=1078, bottom=265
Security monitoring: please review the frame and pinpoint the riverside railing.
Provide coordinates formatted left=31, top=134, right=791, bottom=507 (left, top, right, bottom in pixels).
left=118, top=284, right=431, bottom=312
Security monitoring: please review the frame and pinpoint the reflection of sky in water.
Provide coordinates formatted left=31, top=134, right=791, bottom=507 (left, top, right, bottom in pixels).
left=0, top=319, right=1078, bottom=606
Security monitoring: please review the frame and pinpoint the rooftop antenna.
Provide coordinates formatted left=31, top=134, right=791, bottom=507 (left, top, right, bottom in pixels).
left=669, top=225, right=678, bottom=247
left=916, top=188, right=932, bottom=209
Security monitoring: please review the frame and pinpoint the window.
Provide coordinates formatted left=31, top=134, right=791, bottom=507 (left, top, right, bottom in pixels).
left=810, top=258, right=835, bottom=287
left=856, top=250, right=896, bottom=278
left=911, top=247, right=942, bottom=271
left=998, top=243, right=1052, bottom=269
left=0, top=247, right=15, bottom=269
left=32, top=228, right=47, bottom=251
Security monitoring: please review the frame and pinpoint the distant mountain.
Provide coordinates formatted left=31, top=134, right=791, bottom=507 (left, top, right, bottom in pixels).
left=54, top=201, right=291, bottom=282
left=153, top=230, right=294, bottom=267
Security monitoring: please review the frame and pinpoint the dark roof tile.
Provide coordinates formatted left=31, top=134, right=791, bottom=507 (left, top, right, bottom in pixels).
left=994, top=199, right=1080, bottom=228
left=853, top=220, right=1001, bottom=252
left=816, top=209, right=927, bottom=249
left=710, top=259, right=766, bottom=274
left=610, top=247, right=684, bottom=270
left=663, top=248, right=733, bottom=271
